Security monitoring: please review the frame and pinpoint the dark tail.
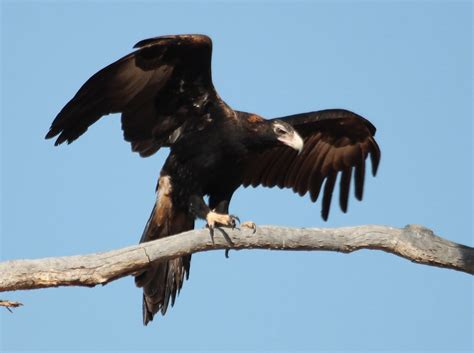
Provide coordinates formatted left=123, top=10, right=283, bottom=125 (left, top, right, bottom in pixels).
left=134, top=176, right=194, bottom=325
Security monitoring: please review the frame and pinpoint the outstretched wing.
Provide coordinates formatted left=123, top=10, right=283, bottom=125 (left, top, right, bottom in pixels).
left=46, top=34, right=219, bottom=157
left=242, top=109, right=381, bottom=220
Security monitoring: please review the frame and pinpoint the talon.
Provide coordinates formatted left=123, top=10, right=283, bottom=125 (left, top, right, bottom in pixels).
left=229, top=215, right=240, bottom=229
left=206, top=211, right=240, bottom=229
left=241, top=221, right=257, bottom=234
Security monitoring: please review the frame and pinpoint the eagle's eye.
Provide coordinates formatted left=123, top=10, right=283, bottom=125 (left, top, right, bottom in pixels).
left=274, top=124, right=288, bottom=135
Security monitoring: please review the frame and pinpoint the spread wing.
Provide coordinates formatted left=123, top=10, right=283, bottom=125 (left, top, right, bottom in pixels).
left=242, top=109, right=381, bottom=220
left=46, top=34, right=220, bottom=157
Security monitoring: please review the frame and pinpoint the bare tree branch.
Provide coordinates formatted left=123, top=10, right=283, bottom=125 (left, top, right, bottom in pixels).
left=0, top=224, right=472, bottom=294
left=0, top=300, right=23, bottom=312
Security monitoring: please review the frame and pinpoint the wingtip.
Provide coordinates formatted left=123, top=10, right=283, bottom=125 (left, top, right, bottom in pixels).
left=44, top=129, right=57, bottom=140
left=54, top=134, right=68, bottom=146
left=45, top=129, right=65, bottom=146
left=340, top=204, right=348, bottom=214
left=371, top=151, right=381, bottom=177
left=321, top=211, right=329, bottom=222
left=371, top=161, right=380, bottom=177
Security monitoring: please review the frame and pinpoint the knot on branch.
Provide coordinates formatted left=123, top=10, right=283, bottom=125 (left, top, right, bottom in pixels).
left=404, top=224, right=435, bottom=238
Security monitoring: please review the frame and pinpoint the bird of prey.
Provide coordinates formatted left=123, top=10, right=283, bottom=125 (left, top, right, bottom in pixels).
left=46, top=34, right=381, bottom=325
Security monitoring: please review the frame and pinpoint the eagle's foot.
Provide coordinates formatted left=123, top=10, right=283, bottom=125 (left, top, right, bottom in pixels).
left=241, top=221, right=257, bottom=233
left=206, top=211, right=240, bottom=237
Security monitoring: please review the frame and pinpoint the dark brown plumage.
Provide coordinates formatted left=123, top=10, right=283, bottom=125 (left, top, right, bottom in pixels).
left=242, top=109, right=380, bottom=220
left=46, top=34, right=381, bottom=325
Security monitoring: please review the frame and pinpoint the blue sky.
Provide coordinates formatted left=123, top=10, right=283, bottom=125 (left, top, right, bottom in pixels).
left=1, top=1, right=472, bottom=352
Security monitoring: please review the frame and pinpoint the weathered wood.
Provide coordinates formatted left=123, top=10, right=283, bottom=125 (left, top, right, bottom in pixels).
left=0, top=224, right=472, bottom=294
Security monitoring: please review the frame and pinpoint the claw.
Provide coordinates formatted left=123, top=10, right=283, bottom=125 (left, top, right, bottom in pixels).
left=229, top=215, right=240, bottom=229
left=241, top=221, right=257, bottom=234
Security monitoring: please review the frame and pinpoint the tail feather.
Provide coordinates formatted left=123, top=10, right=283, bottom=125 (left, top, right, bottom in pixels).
left=134, top=176, right=194, bottom=325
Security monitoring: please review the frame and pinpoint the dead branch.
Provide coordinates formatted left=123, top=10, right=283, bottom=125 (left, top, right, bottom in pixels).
left=0, top=224, right=472, bottom=294
left=0, top=300, right=23, bottom=312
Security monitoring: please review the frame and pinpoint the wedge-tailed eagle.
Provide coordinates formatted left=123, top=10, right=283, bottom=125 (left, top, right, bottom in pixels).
left=46, top=34, right=381, bottom=325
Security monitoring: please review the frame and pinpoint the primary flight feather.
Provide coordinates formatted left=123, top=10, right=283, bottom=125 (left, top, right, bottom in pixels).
left=46, top=34, right=381, bottom=325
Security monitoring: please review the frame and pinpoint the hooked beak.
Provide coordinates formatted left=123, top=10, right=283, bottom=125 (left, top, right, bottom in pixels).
left=278, top=131, right=304, bottom=155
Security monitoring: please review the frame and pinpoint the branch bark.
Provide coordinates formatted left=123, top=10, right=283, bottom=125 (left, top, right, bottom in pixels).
left=0, top=224, right=472, bottom=294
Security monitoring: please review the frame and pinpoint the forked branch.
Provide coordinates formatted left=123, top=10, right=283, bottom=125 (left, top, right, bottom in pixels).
left=0, top=224, right=472, bottom=296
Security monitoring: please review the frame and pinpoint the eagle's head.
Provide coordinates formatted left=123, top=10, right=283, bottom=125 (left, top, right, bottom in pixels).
left=271, top=120, right=304, bottom=154
left=242, top=113, right=304, bottom=154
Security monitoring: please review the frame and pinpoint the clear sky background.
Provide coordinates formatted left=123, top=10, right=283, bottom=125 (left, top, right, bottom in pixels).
left=1, top=1, right=472, bottom=352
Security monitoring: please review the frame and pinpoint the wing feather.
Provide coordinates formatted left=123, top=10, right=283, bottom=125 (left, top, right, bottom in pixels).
left=46, top=34, right=219, bottom=157
left=270, top=147, right=298, bottom=188
left=261, top=151, right=285, bottom=187
left=321, top=170, right=337, bottom=220
left=354, top=145, right=366, bottom=201
left=369, top=136, right=381, bottom=176
left=339, top=166, right=352, bottom=213
left=293, top=134, right=321, bottom=195
left=250, top=151, right=275, bottom=187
